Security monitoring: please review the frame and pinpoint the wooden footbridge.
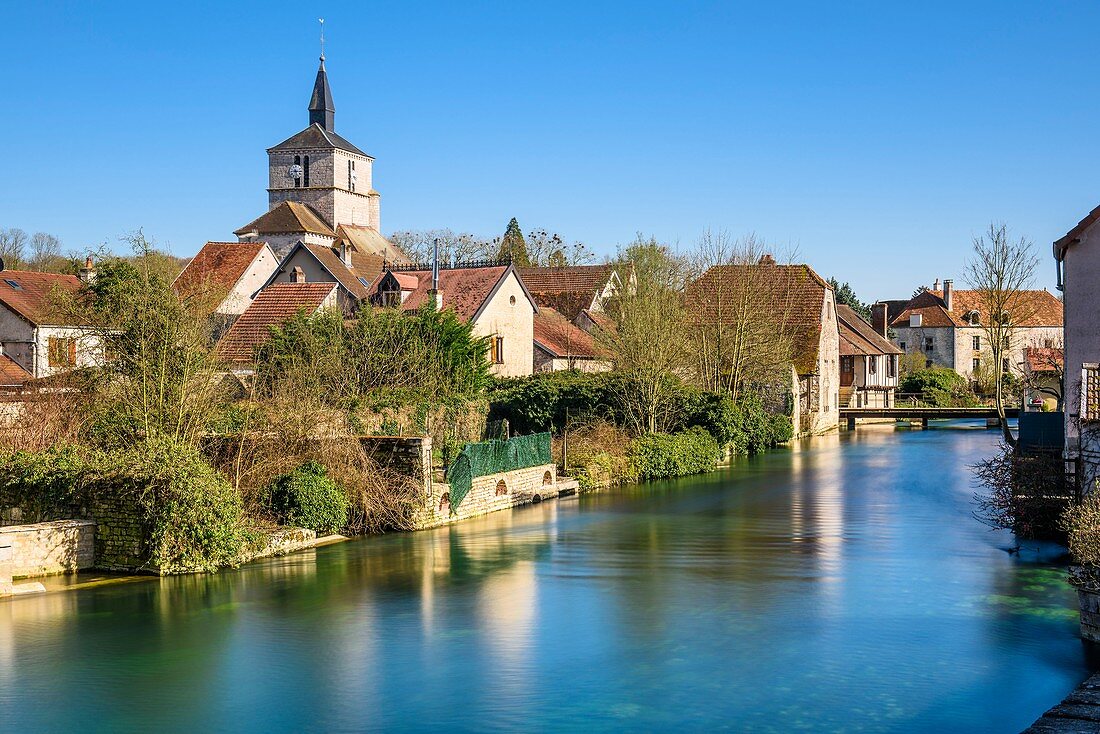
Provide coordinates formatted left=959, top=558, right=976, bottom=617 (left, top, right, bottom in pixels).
left=840, top=405, right=1018, bottom=430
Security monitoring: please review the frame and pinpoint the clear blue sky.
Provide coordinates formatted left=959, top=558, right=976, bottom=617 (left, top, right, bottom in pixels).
left=2, top=1, right=1096, bottom=300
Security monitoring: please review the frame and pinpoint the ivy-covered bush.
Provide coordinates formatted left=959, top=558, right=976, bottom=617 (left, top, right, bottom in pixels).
left=0, top=446, right=91, bottom=522
left=265, top=461, right=348, bottom=534
left=900, top=367, right=979, bottom=407
left=678, top=390, right=792, bottom=454
left=488, top=371, right=617, bottom=434
left=630, top=427, right=720, bottom=481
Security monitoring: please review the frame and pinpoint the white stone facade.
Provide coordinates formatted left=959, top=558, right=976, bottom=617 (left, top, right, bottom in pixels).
left=473, top=271, right=535, bottom=378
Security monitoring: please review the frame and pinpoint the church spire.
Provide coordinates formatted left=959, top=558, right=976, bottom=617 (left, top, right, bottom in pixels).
left=308, top=20, right=335, bottom=130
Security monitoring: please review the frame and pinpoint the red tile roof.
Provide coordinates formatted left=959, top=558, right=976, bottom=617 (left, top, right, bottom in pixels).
left=173, top=241, right=268, bottom=302
left=389, top=266, right=512, bottom=321
left=0, top=355, right=31, bottom=387
left=1024, top=347, right=1063, bottom=373
left=837, top=304, right=902, bottom=357
left=533, top=307, right=603, bottom=359
left=889, top=289, right=1063, bottom=328
left=216, top=283, right=337, bottom=363
left=299, top=243, right=382, bottom=300
left=234, top=202, right=336, bottom=237
left=686, top=262, right=832, bottom=374
left=0, top=271, right=83, bottom=325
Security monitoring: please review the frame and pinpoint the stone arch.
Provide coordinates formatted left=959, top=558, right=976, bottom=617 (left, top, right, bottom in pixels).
left=542, top=470, right=553, bottom=486
left=438, top=492, right=450, bottom=513
left=495, top=479, right=508, bottom=496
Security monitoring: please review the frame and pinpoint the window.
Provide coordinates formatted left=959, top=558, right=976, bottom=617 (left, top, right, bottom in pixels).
left=1002, top=358, right=1010, bottom=373
left=1085, top=365, right=1100, bottom=422
left=972, top=335, right=980, bottom=351
left=291, top=265, right=305, bottom=284
left=381, top=289, right=399, bottom=307
left=348, top=160, right=355, bottom=192
left=4, top=279, right=21, bottom=290
left=924, top=337, right=934, bottom=352
left=868, top=356, right=877, bottom=375
left=491, top=336, right=505, bottom=364
left=973, top=358, right=981, bottom=373
left=898, top=341, right=906, bottom=351
left=1044, top=338, right=1054, bottom=349
left=303, top=155, right=310, bottom=187
left=293, top=155, right=301, bottom=188
left=925, top=359, right=933, bottom=368
left=887, top=355, right=896, bottom=378
left=48, top=337, right=76, bottom=368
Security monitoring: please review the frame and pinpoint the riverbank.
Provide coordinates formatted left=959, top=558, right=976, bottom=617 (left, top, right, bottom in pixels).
left=1024, top=672, right=1100, bottom=733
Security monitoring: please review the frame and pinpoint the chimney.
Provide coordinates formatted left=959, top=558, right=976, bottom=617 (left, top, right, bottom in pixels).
left=933, top=278, right=940, bottom=291
left=943, top=279, right=953, bottom=312
left=758, top=254, right=776, bottom=266
left=872, top=302, right=888, bottom=338
left=79, top=256, right=96, bottom=284
left=428, top=238, right=443, bottom=310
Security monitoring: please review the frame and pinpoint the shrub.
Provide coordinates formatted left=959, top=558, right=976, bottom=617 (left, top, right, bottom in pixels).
left=0, top=446, right=91, bottom=522
left=900, top=367, right=979, bottom=407
left=265, top=461, right=349, bottom=534
left=973, top=446, right=1069, bottom=541
left=1066, top=492, right=1100, bottom=573
left=630, top=427, right=720, bottom=481
left=488, top=371, right=617, bottom=434
left=556, top=420, right=638, bottom=491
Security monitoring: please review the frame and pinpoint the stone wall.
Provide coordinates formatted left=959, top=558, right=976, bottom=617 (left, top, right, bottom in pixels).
left=358, top=436, right=432, bottom=494
left=90, top=493, right=152, bottom=573
left=0, top=543, right=12, bottom=595
left=419, top=464, right=563, bottom=528
left=0, top=520, right=95, bottom=578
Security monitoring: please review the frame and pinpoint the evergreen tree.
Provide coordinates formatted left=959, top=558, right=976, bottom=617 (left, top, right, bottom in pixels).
left=497, top=217, right=530, bottom=266
left=827, top=277, right=871, bottom=320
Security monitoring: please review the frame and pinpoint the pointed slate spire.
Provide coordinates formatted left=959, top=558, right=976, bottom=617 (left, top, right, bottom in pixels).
left=309, top=55, right=335, bottom=130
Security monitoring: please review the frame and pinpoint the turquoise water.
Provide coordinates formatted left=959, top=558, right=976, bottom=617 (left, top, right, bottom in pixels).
left=0, top=422, right=1089, bottom=733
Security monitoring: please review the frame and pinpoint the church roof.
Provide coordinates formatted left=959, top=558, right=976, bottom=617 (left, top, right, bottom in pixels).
left=336, top=224, right=411, bottom=264
left=234, top=202, right=336, bottom=238
left=309, top=57, right=335, bottom=130
left=268, top=123, right=370, bottom=158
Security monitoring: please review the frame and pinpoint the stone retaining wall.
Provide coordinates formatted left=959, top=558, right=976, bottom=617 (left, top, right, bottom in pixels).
left=358, top=436, right=432, bottom=493
left=0, top=543, right=12, bottom=595
left=419, top=464, right=562, bottom=527
left=89, top=493, right=152, bottom=572
left=0, top=520, right=95, bottom=579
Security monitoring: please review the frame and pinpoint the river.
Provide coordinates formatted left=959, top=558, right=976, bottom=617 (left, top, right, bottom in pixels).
left=0, top=422, right=1090, bottom=733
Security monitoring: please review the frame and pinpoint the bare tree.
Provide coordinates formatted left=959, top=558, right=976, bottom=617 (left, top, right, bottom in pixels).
left=0, top=228, right=28, bottom=270
left=524, top=228, right=596, bottom=267
left=963, top=223, right=1039, bottom=447
left=388, top=229, right=494, bottom=265
left=599, top=235, right=691, bottom=434
left=686, top=231, right=799, bottom=401
left=29, top=232, right=64, bottom=272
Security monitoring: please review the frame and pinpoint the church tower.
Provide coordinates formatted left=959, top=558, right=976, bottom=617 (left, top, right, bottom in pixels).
left=263, top=55, right=381, bottom=233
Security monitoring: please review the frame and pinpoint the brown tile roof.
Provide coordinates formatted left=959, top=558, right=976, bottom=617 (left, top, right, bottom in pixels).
left=173, top=241, right=268, bottom=302
left=0, top=355, right=30, bottom=387
left=534, top=307, right=603, bottom=359
left=578, top=308, right=615, bottom=334
left=0, top=271, right=83, bottom=325
left=518, top=265, right=614, bottom=320
left=234, top=202, right=336, bottom=237
left=837, top=304, right=903, bottom=357
left=889, top=289, right=1063, bottom=328
left=686, top=262, right=832, bottom=374
left=392, top=266, right=511, bottom=321
left=216, top=283, right=337, bottom=363
left=336, top=225, right=411, bottom=264
left=1024, top=347, right=1063, bottom=373
left=299, top=243, right=382, bottom=300
left=1055, top=203, right=1100, bottom=261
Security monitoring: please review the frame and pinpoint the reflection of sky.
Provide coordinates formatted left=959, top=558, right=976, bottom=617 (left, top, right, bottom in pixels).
left=0, top=423, right=1088, bottom=733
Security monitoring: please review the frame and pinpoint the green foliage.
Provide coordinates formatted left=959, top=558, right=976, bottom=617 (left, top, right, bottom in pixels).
left=0, top=446, right=89, bottom=521
left=726, top=391, right=793, bottom=453
left=827, top=277, right=872, bottom=320
left=900, top=367, right=979, bottom=407
left=497, top=217, right=530, bottom=266
left=573, top=452, right=639, bottom=491
left=630, top=427, right=720, bottom=481
left=265, top=461, right=348, bottom=534
left=488, top=371, right=616, bottom=434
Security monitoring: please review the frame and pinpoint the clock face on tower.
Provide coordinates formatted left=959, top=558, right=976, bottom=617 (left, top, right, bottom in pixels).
left=288, top=164, right=303, bottom=180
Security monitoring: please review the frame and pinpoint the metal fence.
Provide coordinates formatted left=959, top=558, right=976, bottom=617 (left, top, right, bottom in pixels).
left=445, top=433, right=552, bottom=512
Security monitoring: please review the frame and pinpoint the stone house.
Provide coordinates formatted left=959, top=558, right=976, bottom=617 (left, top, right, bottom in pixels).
left=0, top=268, right=100, bottom=381
left=686, top=258, right=840, bottom=435
left=216, top=282, right=340, bottom=367
left=1054, top=205, right=1100, bottom=490
left=173, top=241, right=278, bottom=336
left=837, top=304, right=902, bottom=408
left=887, top=280, right=1063, bottom=384
left=372, top=263, right=538, bottom=377
left=532, top=306, right=612, bottom=373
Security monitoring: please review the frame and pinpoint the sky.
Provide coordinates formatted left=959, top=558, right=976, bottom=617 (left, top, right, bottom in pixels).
left=2, top=1, right=1097, bottom=300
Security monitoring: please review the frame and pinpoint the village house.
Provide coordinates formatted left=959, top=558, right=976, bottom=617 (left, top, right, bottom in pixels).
left=887, top=279, right=1063, bottom=384
left=837, top=304, right=902, bottom=408
left=0, top=265, right=100, bottom=383
left=517, top=264, right=622, bottom=321
left=264, top=239, right=381, bottom=314
left=532, top=306, right=611, bottom=373
left=215, top=282, right=340, bottom=367
left=372, top=263, right=537, bottom=377
left=173, top=241, right=278, bottom=337
left=687, top=257, right=840, bottom=435
left=1054, top=205, right=1100, bottom=490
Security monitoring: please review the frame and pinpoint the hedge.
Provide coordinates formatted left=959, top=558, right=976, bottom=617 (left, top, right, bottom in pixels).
left=630, top=427, right=721, bottom=481
left=265, top=461, right=348, bottom=534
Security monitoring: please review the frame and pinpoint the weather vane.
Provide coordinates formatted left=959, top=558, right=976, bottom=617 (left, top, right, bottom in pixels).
left=319, top=18, right=325, bottom=61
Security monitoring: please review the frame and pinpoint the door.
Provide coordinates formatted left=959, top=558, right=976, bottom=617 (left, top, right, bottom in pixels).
left=840, top=356, right=855, bottom=386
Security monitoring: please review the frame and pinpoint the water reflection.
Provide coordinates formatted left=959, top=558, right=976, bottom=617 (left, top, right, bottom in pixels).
left=0, top=423, right=1089, bottom=733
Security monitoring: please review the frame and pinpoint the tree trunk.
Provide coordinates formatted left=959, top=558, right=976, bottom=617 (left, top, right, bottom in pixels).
left=995, top=363, right=1017, bottom=449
